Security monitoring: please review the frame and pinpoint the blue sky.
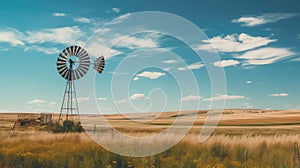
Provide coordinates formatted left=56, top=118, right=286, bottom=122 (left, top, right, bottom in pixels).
left=0, top=0, right=299, bottom=113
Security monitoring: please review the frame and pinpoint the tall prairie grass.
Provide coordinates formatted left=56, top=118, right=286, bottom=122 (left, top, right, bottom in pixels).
left=0, top=129, right=300, bottom=167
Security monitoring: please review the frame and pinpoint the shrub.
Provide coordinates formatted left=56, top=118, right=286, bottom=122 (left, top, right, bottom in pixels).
left=53, top=120, right=84, bottom=133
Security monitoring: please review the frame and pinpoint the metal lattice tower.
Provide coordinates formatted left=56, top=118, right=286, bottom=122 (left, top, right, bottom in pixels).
left=56, top=46, right=105, bottom=124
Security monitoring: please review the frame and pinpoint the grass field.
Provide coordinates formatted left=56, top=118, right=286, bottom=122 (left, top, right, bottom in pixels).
left=1, top=109, right=300, bottom=167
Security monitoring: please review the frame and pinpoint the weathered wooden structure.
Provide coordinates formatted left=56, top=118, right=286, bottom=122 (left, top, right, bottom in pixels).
left=13, top=113, right=53, bottom=129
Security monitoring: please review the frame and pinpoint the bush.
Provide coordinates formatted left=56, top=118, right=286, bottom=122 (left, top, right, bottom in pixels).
left=53, top=120, right=84, bottom=133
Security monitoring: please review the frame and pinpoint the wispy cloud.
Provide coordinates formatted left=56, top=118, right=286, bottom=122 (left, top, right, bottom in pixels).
left=48, top=101, right=56, bottom=107
left=135, top=71, right=165, bottom=80
left=177, top=62, right=204, bottom=71
left=198, top=33, right=276, bottom=52
left=129, top=93, right=146, bottom=100
left=27, top=46, right=60, bottom=55
left=115, top=36, right=158, bottom=49
left=237, top=47, right=295, bottom=65
left=107, top=13, right=131, bottom=25
left=232, top=13, right=297, bottom=27
left=214, top=60, right=240, bottom=67
left=269, top=93, right=288, bottom=97
left=112, top=8, right=121, bottom=13
left=181, top=95, right=202, bottom=101
left=198, top=32, right=295, bottom=66
left=291, top=57, right=300, bottom=62
left=27, top=99, right=47, bottom=104
left=0, top=28, right=25, bottom=46
left=53, top=12, right=67, bottom=17
left=77, top=97, right=90, bottom=103
left=26, top=26, right=84, bottom=45
left=96, top=97, right=107, bottom=101
left=116, top=99, right=128, bottom=103
left=85, top=42, right=122, bottom=59
left=0, top=26, right=85, bottom=55
left=203, top=95, right=245, bottom=101
left=242, top=102, right=253, bottom=109
left=163, top=59, right=178, bottom=64
left=74, top=17, right=91, bottom=23
left=246, top=80, right=253, bottom=84
left=109, top=72, right=127, bottom=75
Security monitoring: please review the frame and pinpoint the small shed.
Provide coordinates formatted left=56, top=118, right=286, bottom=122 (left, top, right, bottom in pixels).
left=40, top=113, right=53, bottom=125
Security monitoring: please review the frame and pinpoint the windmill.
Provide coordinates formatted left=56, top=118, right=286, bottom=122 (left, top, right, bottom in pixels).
left=56, top=46, right=105, bottom=124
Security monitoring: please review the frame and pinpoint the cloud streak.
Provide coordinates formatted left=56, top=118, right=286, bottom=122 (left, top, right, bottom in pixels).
left=26, top=26, right=84, bottom=45
left=112, top=8, right=121, bottom=13
left=181, top=95, right=202, bottom=101
left=74, top=17, right=91, bottom=23
left=129, top=93, right=146, bottom=100
left=163, top=59, right=178, bottom=64
left=269, top=93, right=288, bottom=97
left=136, top=71, right=165, bottom=80
left=53, top=12, right=67, bottom=17
left=77, top=97, right=90, bottom=103
left=27, top=99, right=47, bottom=104
left=198, top=33, right=276, bottom=52
left=232, top=13, right=297, bottom=27
left=177, top=62, right=204, bottom=71
left=214, top=60, right=240, bottom=67
left=203, top=95, right=245, bottom=101
left=237, top=47, right=295, bottom=65
left=0, top=28, right=25, bottom=46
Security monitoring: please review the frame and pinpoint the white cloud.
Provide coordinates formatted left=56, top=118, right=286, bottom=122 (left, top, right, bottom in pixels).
left=237, top=47, right=295, bottom=65
left=115, top=36, right=158, bottom=49
left=246, top=81, right=253, bottom=84
left=177, top=62, right=204, bottom=71
left=109, top=72, right=127, bottom=75
left=242, top=102, right=253, bottom=109
left=28, top=46, right=60, bottom=55
left=116, top=99, right=128, bottom=103
left=77, top=97, right=90, bottom=103
left=27, top=99, right=47, bottom=104
left=233, top=17, right=265, bottom=27
left=96, top=97, right=107, bottom=101
left=163, top=67, right=171, bottom=71
left=26, top=26, right=84, bottom=45
left=129, top=93, right=146, bottom=100
left=108, top=13, right=131, bottom=25
left=197, top=33, right=276, bottom=52
left=203, top=95, right=245, bottom=101
left=163, top=59, right=178, bottom=64
left=0, top=28, right=25, bottom=46
left=232, top=13, right=296, bottom=27
left=214, top=60, right=240, bottom=67
left=48, top=101, right=56, bottom=107
left=85, top=42, right=122, bottom=59
left=181, top=95, right=202, bottom=101
left=133, top=77, right=139, bottom=81
left=74, top=17, right=91, bottom=23
left=53, top=13, right=67, bottom=17
left=112, top=8, right=121, bottom=13
left=291, top=57, right=300, bottom=62
left=136, top=71, right=165, bottom=79
left=269, top=93, right=288, bottom=97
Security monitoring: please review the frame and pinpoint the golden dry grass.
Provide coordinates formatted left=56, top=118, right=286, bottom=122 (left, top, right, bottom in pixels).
left=1, top=109, right=300, bottom=167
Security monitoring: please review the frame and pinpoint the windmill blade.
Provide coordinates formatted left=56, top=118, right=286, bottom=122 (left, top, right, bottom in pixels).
left=56, top=46, right=90, bottom=81
left=93, top=56, right=105, bottom=74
